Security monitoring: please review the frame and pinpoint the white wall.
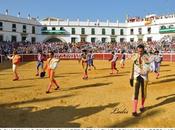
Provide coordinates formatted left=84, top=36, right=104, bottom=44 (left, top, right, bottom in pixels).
left=0, top=21, right=42, bottom=42
left=1, top=14, right=175, bottom=43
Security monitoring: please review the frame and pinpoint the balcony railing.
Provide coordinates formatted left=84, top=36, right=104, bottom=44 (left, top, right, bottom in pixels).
left=159, top=28, right=175, bottom=33
left=41, top=29, right=67, bottom=35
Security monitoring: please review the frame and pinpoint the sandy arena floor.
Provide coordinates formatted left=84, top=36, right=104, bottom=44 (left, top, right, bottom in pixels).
left=0, top=60, right=175, bottom=127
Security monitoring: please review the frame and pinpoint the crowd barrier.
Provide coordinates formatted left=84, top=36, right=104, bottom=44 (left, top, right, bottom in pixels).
left=1, top=53, right=175, bottom=63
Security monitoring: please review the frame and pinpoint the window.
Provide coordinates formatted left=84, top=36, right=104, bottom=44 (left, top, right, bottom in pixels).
left=120, top=29, right=124, bottom=35
left=81, top=28, right=85, bottom=35
left=120, top=38, right=124, bottom=42
left=111, top=38, right=116, bottom=42
left=147, top=37, right=152, bottom=42
left=32, top=26, right=35, bottom=34
left=71, top=37, right=76, bottom=43
left=12, top=24, right=16, bottom=28
left=0, top=35, right=3, bottom=42
left=52, top=27, right=56, bottom=30
left=169, top=25, right=174, bottom=29
left=91, top=38, right=96, bottom=42
left=72, top=28, right=75, bottom=34
left=91, top=28, right=95, bottom=35
left=138, top=38, right=143, bottom=42
left=22, top=36, right=26, bottom=42
left=102, top=29, right=106, bottom=35
left=102, top=38, right=106, bottom=43
left=160, top=26, right=166, bottom=29
left=12, top=24, right=16, bottom=32
left=111, top=29, right=115, bottom=35
left=60, top=27, right=64, bottom=30
left=31, top=37, right=36, bottom=43
left=11, top=36, right=17, bottom=42
left=23, top=25, right=26, bottom=33
left=81, top=37, right=86, bottom=42
left=138, top=28, right=142, bottom=35
left=42, top=27, right=47, bottom=31
left=130, top=38, right=134, bottom=42
left=147, top=27, right=151, bottom=34
left=130, top=29, right=134, bottom=35
left=0, top=22, right=3, bottom=31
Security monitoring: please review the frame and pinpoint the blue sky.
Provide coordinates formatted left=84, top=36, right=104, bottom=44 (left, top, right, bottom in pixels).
left=0, top=0, right=175, bottom=22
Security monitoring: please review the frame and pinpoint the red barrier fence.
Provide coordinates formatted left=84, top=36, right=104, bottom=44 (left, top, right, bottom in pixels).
left=1, top=53, right=175, bottom=63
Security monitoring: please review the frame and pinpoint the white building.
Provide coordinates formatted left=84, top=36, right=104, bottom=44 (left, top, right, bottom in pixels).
left=0, top=13, right=42, bottom=42
left=1, top=12, right=175, bottom=43
left=125, top=14, right=175, bottom=42
left=39, top=17, right=126, bottom=43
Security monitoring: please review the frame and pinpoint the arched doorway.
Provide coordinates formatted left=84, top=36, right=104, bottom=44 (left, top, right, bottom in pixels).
left=44, top=37, right=66, bottom=43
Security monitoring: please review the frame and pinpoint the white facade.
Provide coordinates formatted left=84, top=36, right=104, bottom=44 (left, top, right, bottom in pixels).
left=0, top=13, right=42, bottom=42
left=1, top=13, right=175, bottom=43
left=125, top=14, right=175, bottom=42
left=39, top=17, right=127, bottom=43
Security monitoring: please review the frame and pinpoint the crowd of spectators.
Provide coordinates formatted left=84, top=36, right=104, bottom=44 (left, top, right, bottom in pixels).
left=0, top=39, right=175, bottom=55
left=127, top=13, right=175, bottom=23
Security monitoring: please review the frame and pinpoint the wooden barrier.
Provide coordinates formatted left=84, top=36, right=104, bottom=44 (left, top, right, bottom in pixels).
left=1, top=53, right=175, bottom=63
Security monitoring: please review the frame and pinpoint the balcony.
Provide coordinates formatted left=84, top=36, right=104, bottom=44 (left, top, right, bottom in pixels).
left=159, top=26, right=175, bottom=34
left=41, top=28, right=68, bottom=35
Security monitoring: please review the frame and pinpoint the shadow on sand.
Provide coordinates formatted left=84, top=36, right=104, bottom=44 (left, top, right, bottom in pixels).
left=160, top=64, right=170, bottom=67
left=144, top=94, right=175, bottom=111
left=160, top=70, right=171, bottom=72
left=108, top=93, right=175, bottom=127
left=65, top=82, right=112, bottom=91
left=93, top=74, right=126, bottom=79
left=0, top=94, right=76, bottom=107
left=59, top=72, right=82, bottom=75
left=0, top=85, right=34, bottom=90
left=0, top=102, right=118, bottom=127
left=159, top=74, right=175, bottom=79
left=108, top=109, right=162, bottom=127
left=149, top=77, right=175, bottom=85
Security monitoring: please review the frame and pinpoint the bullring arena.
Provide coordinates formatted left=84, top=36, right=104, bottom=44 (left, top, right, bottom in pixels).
left=1, top=54, right=175, bottom=127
